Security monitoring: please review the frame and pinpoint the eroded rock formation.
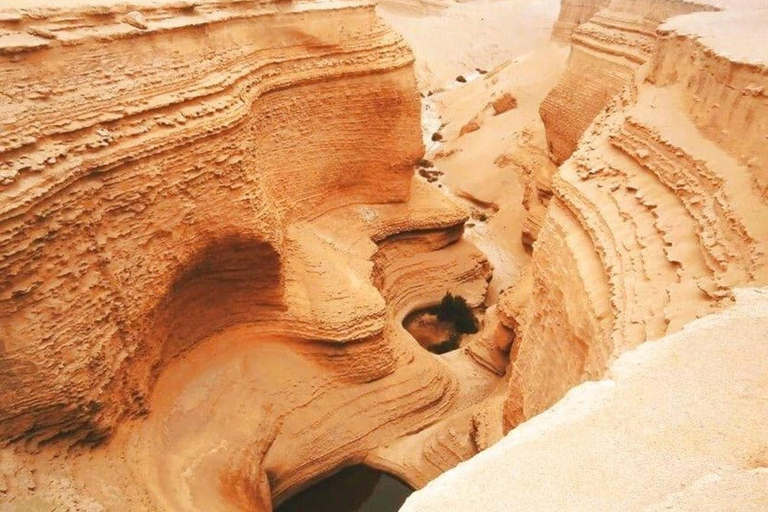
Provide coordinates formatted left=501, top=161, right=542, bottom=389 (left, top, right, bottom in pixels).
left=402, top=287, right=768, bottom=511
left=501, top=0, right=768, bottom=430
left=541, top=0, right=712, bottom=163
left=0, top=1, right=504, bottom=510
left=398, top=0, right=768, bottom=508
left=0, top=0, right=426, bottom=446
left=2, top=0, right=767, bottom=509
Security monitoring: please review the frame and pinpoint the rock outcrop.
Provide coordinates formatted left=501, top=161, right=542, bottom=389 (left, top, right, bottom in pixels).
left=0, top=1, right=506, bottom=510
left=0, top=0, right=425, bottom=447
left=542, top=0, right=713, bottom=164
left=403, top=287, right=768, bottom=512
left=393, top=0, right=768, bottom=507
left=502, top=0, right=768, bottom=430
left=551, top=0, right=610, bottom=41
left=3, top=0, right=767, bottom=509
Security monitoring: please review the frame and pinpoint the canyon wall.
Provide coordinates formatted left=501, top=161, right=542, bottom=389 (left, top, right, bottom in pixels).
left=550, top=0, right=610, bottom=40
left=404, top=287, right=768, bottom=512
left=0, top=2, right=511, bottom=510
left=403, top=1, right=768, bottom=508
left=2, top=0, right=766, bottom=509
left=501, top=0, right=768, bottom=429
left=0, top=0, right=422, bottom=447
left=542, top=0, right=714, bottom=164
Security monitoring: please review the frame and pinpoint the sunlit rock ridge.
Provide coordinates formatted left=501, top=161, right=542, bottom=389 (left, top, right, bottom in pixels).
left=405, top=0, right=768, bottom=509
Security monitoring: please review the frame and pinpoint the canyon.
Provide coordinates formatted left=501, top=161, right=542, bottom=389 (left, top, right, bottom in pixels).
left=0, top=0, right=766, bottom=511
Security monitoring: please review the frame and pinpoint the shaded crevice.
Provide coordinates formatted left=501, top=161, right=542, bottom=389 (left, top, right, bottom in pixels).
left=151, top=234, right=284, bottom=361
left=403, top=292, right=481, bottom=354
left=275, top=465, right=414, bottom=512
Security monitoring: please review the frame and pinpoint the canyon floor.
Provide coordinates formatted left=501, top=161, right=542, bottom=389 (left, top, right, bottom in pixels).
left=1, top=0, right=767, bottom=511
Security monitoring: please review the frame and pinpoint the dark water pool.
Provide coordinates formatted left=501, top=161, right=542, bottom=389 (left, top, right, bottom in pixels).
left=276, top=465, right=414, bottom=512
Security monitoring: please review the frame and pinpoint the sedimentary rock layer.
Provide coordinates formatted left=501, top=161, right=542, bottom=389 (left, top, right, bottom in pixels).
left=1, top=172, right=500, bottom=511
left=0, top=3, right=511, bottom=510
left=404, top=287, right=768, bottom=512
left=0, top=0, right=423, bottom=446
left=501, top=0, right=768, bottom=428
left=541, top=0, right=712, bottom=163
left=550, top=0, right=610, bottom=40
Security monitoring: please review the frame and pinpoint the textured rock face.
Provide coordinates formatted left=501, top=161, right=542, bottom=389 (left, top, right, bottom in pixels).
left=502, top=0, right=768, bottom=429
left=541, top=0, right=711, bottom=164
left=651, top=11, right=768, bottom=184
left=550, top=0, right=610, bottom=40
left=0, top=2, right=513, bottom=510
left=403, top=287, right=768, bottom=512
left=3, top=0, right=767, bottom=509
left=0, top=1, right=421, bottom=445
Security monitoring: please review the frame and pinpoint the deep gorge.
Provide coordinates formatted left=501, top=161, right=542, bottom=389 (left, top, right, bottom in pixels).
left=0, top=0, right=766, bottom=510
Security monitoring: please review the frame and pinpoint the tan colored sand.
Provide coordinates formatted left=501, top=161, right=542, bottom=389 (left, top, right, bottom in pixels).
left=423, top=43, right=568, bottom=300
left=378, top=0, right=561, bottom=92
left=402, top=287, right=768, bottom=512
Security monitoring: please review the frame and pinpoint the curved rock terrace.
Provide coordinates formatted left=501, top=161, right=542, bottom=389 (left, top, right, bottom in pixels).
left=0, top=0, right=766, bottom=510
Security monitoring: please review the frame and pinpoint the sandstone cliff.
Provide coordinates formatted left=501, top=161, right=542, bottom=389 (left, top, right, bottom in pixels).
left=0, top=1, right=504, bottom=510
left=403, top=287, right=768, bottom=511
left=0, top=0, right=426, bottom=447
left=542, top=0, right=713, bottom=163
left=390, top=0, right=768, bottom=507
left=501, top=0, right=768, bottom=430
left=2, top=0, right=767, bottom=509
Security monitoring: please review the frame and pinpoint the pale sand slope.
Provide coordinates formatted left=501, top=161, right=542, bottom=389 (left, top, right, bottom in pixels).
left=380, top=0, right=569, bottom=303
left=423, top=43, right=568, bottom=301
left=661, top=8, right=768, bottom=66
left=378, top=0, right=561, bottom=92
left=401, top=287, right=768, bottom=512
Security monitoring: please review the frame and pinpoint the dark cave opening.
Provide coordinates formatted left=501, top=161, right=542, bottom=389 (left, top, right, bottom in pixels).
left=276, top=465, right=414, bottom=512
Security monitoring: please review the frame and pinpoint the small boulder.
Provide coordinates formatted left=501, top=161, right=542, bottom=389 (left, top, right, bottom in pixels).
left=124, top=11, right=148, bottom=30
left=431, top=132, right=443, bottom=142
left=490, top=93, right=517, bottom=115
left=456, top=75, right=467, bottom=83
left=459, top=120, right=481, bottom=137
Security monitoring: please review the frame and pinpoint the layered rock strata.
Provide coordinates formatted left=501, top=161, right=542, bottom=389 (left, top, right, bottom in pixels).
left=0, top=1, right=508, bottom=510
left=501, top=0, right=768, bottom=430
left=0, top=0, right=422, bottom=446
left=404, top=287, right=768, bottom=512
left=551, top=0, right=610, bottom=41
left=542, top=0, right=713, bottom=163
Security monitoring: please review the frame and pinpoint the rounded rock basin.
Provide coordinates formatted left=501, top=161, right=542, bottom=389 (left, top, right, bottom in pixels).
left=276, top=465, right=413, bottom=512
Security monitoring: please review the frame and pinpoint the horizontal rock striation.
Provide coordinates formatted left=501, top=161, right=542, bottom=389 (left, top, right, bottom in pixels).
left=541, top=0, right=713, bottom=164
left=650, top=11, right=768, bottom=193
left=0, top=3, right=509, bottom=510
left=502, top=0, right=768, bottom=428
left=404, top=287, right=768, bottom=512
left=0, top=178, right=497, bottom=511
left=0, top=0, right=424, bottom=446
